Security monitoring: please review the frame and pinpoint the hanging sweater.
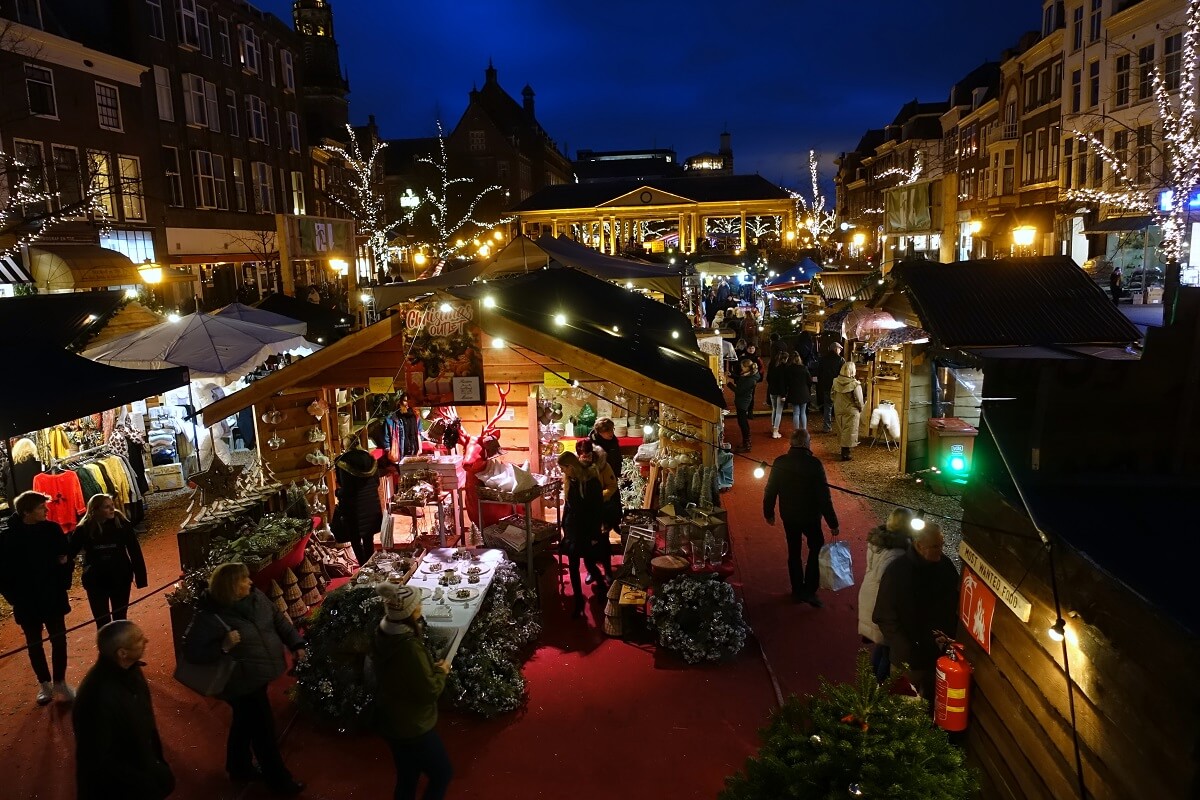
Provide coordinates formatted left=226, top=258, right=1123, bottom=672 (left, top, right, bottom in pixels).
left=32, top=471, right=86, bottom=532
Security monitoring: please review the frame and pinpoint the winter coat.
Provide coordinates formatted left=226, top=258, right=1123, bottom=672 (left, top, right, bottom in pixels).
left=383, top=410, right=421, bottom=463
left=73, top=657, right=174, bottom=800
left=0, top=513, right=72, bottom=626
left=589, top=430, right=622, bottom=479
left=69, top=517, right=148, bottom=592
left=857, top=524, right=911, bottom=642
left=331, top=448, right=383, bottom=543
left=182, top=588, right=304, bottom=700
left=762, top=446, right=839, bottom=529
left=832, top=367, right=864, bottom=447
left=372, top=624, right=446, bottom=740
left=872, top=547, right=960, bottom=674
left=561, top=470, right=605, bottom=559
left=592, top=447, right=622, bottom=527
left=816, top=352, right=846, bottom=397
left=765, top=361, right=789, bottom=398
left=728, top=372, right=759, bottom=413
left=785, top=362, right=813, bottom=405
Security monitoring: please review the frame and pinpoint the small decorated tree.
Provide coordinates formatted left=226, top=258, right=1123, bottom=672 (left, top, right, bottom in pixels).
left=721, top=654, right=977, bottom=800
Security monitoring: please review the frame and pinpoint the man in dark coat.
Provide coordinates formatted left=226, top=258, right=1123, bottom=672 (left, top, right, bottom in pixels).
left=331, top=443, right=383, bottom=565
left=763, top=429, right=840, bottom=606
left=73, top=621, right=175, bottom=800
left=816, top=342, right=846, bottom=433
left=872, top=523, right=960, bottom=700
left=0, top=491, right=74, bottom=704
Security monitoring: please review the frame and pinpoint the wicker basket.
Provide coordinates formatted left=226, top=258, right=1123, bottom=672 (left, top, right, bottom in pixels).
left=481, top=514, right=561, bottom=560
left=477, top=477, right=562, bottom=505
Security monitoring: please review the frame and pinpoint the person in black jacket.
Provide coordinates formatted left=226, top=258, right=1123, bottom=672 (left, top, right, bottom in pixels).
left=558, top=451, right=605, bottom=618
left=69, top=494, right=148, bottom=629
left=816, top=342, right=846, bottom=433
left=73, top=620, right=174, bottom=800
left=330, top=444, right=383, bottom=565
left=0, top=491, right=75, bottom=705
left=872, top=523, right=960, bottom=701
left=182, top=563, right=306, bottom=795
left=785, top=352, right=813, bottom=433
left=762, top=429, right=840, bottom=606
left=765, top=350, right=790, bottom=439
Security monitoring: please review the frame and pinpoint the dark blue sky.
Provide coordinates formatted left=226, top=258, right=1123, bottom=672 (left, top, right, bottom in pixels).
left=261, top=0, right=1038, bottom=190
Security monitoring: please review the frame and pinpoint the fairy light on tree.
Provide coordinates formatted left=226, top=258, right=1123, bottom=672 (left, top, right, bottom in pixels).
left=875, top=150, right=923, bottom=185
left=320, top=124, right=411, bottom=281
left=793, top=149, right=837, bottom=252
left=0, top=148, right=115, bottom=262
left=415, top=120, right=509, bottom=277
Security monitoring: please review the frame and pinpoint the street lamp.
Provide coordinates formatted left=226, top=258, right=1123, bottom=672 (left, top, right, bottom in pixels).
left=329, top=258, right=349, bottom=276
left=1012, top=226, right=1037, bottom=249
left=138, top=259, right=163, bottom=285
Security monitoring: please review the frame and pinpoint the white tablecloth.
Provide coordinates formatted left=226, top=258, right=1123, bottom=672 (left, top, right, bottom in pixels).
left=405, top=548, right=505, bottom=661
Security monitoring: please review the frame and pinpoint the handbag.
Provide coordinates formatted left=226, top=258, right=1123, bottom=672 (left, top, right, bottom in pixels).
left=818, top=541, right=855, bottom=592
left=174, top=615, right=236, bottom=697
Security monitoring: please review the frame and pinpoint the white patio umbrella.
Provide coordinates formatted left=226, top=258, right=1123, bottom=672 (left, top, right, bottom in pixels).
left=83, top=312, right=316, bottom=382
left=213, top=302, right=308, bottom=336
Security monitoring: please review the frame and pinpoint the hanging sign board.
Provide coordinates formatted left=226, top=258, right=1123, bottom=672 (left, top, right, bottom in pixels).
left=959, top=566, right=997, bottom=654
left=368, top=377, right=395, bottom=394
left=400, top=301, right=485, bottom=406
left=958, top=541, right=1032, bottom=622
left=544, top=372, right=570, bottom=388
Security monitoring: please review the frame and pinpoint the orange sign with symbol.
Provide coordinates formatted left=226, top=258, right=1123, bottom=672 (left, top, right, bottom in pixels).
left=959, top=566, right=996, bottom=654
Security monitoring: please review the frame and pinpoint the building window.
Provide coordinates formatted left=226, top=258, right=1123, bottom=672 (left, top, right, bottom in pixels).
left=251, top=161, right=273, bottom=213
left=247, top=95, right=268, bottom=142
left=232, top=158, right=247, bottom=212
left=1024, top=75, right=1036, bottom=111
left=1165, top=33, right=1183, bottom=92
left=24, top=64, right=57, bottom=118
left=239, top=24, right=261, bottom=74
left=1075, top=138, right=1089, bottom=188
left=281, top=50, right=295, bottom=91
left=497, top=159, right=509, bottom=179
left=88, top=150, right=116, bottom=218
left=183, top=73, right=206, bottom=126
left=1088, top=60, right=1100, bottom=108
left=225, top=89, right=239, bottom=136
left=1072, top=5, right=1083, bottom=51
left=176, top=0, right=200, bottom=49
left=147, top=0, right=165, bottom=39
left=204, top=81, right=219, bottom=133
left=1042, top=3, right=1056, bottom=37
left=1137, top=45, right=1155, bottom=101
left=197, top=5, right=212, bottom=57
left=1052, top=62, right=1063, bottom=99
left=95, top=83, right=122, bottom=130
left=1049, top=125, right=1060, bottom=178
left=1070, top=68, right=1081, bottom=113
left=212, top=154, right=227, bottom=210
left=12, top=140, right=47, bottom=216
left=1091, top=130, right=1103, bottom=184
left=266, top=42, right=276, bottom=86
left=101, top=230, right=155, bottom=264
left=1112, top=129, right=1128, bottom=183
left=1136, top=125, right=1152, bottom=183
left=469, top=130, right=485, bottom=151
left=290, top=171, right=305, bottom=215
left=287, top=111, right=300, bottom=152
left=217, top=16, right=231, bottom=65
left=118, top=155, right=144, bottom=220
left=1063, top=138, right=1074, bottom=189
left=152, top=66, right=173, bottom=121
left=273, top=108, right=282, bottom=150
left=1035, top=128, right=1048, bottom=181
left=191, top=150, right=217, bottom=209
left=163, top=146, right=184, bottom=206
left=1114, top=54, right=1130, bottom=107
left=1088, top=0, right=1101, bottom=43
left=51, top=145, right=82, bottom=211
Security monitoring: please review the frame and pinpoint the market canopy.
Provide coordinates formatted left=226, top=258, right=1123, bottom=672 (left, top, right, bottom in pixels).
left=27, top=245, right=143, bottom=291
left=254, top=293, right=355, bottom=344
left=765, top=258, right=823, bottom=292
left=0, top=291, right=124, bottom=348
left=691, top=259, right=747, bottom=277
left=0, top=345, right=188, bottom=439
left=214, top=302, right=308, bottom=335
left=83, top=312, right=315, bottom=382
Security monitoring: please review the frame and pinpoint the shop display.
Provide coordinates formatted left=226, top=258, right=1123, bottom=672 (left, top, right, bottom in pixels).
left=400, top=301, right=486, bottom=406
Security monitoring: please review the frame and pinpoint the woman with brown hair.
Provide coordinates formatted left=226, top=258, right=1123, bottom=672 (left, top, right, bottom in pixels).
left=69, top=494, right=148, bottom=630
left=183, top=563, right=307, bottom=794
left=557, top=451, right=606, bottom=618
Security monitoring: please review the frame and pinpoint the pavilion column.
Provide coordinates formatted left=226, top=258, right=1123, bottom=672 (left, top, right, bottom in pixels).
left=740, top=211, right=747, bottom=251
left=691, top=212, right=699, bottom=252
left=596, top=218, right=603, bottom=250
left=552, top=218, right=558, bottom=238
left=678, top=213, right=686, bottom=253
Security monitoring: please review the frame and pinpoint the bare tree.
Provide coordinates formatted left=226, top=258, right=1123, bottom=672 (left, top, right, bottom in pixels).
left=793, top=149, right=837, bottom=251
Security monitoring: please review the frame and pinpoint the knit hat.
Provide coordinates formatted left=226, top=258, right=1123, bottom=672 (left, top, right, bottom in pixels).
left=376, top=584, right=421, bottom=634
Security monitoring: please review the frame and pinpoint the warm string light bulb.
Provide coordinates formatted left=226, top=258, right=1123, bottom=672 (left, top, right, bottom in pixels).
left=753, top=462, right=766, bottom=479
left=1048, top=618, right=1066, bottom=642
left=554, top=313, right=567, bottom=326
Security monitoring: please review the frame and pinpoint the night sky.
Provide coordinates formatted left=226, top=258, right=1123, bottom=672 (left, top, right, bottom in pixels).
left=259, top=0, right=1037, bottom=190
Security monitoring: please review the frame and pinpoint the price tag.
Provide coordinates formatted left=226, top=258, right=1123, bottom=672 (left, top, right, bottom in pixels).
left=369, top=377, right=395, bottom=394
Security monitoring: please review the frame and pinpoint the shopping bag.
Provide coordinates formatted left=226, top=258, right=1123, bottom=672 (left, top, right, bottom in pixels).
left=818, top=541, right=855, bottom=592
left=173, top=653, right=236, bottom=697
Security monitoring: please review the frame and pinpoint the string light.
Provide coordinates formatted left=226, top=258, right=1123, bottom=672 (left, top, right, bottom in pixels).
left=490, top=337, right=505, bottom=349
left=910, top=510, right=926, bottom=531
left=1048, top=617, right=1066, bottom=642
left=876, top=150, right=923, bottom=185
left=439, top=302, right=453, bottom=313
left=0, top=149, right=115, bottom=262
left=671, top=330, right=679, bottom=339
left=643, top=423, right=654, bottom=435
left=792, top=149, right=837, bottom=245
left=554, top=313, right=567, bottom=326
left=482, top=295, right=496, bottom=308
left=753, top=462, right=766, bottom=479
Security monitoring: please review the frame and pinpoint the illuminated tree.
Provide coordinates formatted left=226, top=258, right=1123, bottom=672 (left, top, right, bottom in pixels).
left=793, top=150, right=837, bottom=249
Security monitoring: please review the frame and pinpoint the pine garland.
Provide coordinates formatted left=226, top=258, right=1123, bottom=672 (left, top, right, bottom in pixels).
left=720, top=653, right=977, bottom=800
left=649, top=575, right=748, bottom=664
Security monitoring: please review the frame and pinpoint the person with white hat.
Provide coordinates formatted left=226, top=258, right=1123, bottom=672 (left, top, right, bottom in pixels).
left=373, top=584, right=452, bottom=800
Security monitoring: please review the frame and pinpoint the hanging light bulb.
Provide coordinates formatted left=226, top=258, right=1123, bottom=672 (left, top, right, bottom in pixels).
left=910, top=511, right=926, bottom=531
left=554, top=313, right=567, bottom=326
left=482, top=295, right=496, bottom=308
left=671, top=330, right=679, bottom=339
left=439, top=301, right=452, bottom=313
left=491, top=337, right=505, bottom=349
left=753, top=462, right=766, bottom=479
left=1048, top=618, right=1066, bottom=642
left=643, top=423, right=654, bottom=435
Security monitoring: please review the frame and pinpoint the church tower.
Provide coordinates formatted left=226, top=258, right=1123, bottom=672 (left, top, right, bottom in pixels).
left=293, top=0, right=350, bottom=142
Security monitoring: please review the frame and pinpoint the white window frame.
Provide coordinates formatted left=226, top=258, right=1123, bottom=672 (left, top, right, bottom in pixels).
left=94, top=82, right=123, bottom=131
left=163, top=146, right=184, bottom=207
left=251, top=161, right=273, bottom=213
left=24, top=63, right=57, bottom=118
left=177, top=0, right=200, bottom=49
left=273, top=108, right=282, bottom=149
left=147, top=0, right=165, bottom=39
left=183, top=73, right=207, bottom=127
left=239, top=24, right=261, bottom=74
left=191, top=149, right=217, bottom=209
left=232, top=157, right=247, bottom=212
left=225, top=89, right=239, bottom=136
left=197, top=5, right=212, bottom=57
left=50, top=144, right=83, bottom=213
left=217, top=16, right=231, bottom=65
left=287, top=111, right=300, bottom=152
left=88, top=149, right=116, bottom=219
left=118, top=155, right=144, bottom=221
left=247, top=95, right=268, bottom=143
left=290, top=170, right=305, bottom=215
left=204, top=80, right=220, bottom=133
left=266, top=41, right=276, bottom=86
left=13, top=139, right=48, bottom=215
left=212, top=153, right=228, bottom=210
left=153, top=65, right=174, bottom=121
left=281, top=49, right=295, bottom=91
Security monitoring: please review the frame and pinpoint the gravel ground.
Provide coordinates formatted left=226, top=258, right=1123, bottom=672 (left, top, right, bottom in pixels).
left=830, top=439, right=965, bottom=567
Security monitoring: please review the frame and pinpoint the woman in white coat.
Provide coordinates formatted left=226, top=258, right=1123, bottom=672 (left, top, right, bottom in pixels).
left=858, top=508, right=913, bottom=682
left=831, top=362, right=864, bottom=461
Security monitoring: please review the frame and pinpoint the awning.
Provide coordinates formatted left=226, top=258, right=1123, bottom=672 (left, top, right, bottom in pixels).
left=28, top=245, right=142, bottom=290
left=0, top=291, right=125, bottom=348
left=0, top=253, right=31, bottom=283
left=1082, top=215, right=1154, bottom=234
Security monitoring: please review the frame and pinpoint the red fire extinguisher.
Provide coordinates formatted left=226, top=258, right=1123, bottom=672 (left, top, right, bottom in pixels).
left=934, top=640, right=973, bottom=732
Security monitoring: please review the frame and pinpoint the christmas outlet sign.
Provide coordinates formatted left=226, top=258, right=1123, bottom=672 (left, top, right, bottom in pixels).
left=959, top=566, right=996, bottom=654
left=401, top=301, right=485, bottom=406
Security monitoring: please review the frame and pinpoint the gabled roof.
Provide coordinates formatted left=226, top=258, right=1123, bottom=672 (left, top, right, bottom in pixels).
left=892, top=257, right=1142, bottom=349
left=513, top=174, right=792, bottom=212
left=0, top=291, right=124, bottom=349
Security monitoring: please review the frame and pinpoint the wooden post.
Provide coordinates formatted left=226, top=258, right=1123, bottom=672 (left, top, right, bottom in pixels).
left=642, top=463, right=658, bottom=509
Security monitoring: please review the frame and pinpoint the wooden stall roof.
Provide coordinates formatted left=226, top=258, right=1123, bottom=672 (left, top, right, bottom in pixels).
left=203, top=267, right=724, bottom=427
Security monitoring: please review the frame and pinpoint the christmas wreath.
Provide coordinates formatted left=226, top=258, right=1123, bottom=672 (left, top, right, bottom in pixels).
left=720, top=653, right=977, bottom=800
left=650, top=574, right=748, bottom=664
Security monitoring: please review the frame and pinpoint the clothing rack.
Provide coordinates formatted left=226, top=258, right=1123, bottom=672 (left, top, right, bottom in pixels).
left=53, top=444, right=113, bottom=468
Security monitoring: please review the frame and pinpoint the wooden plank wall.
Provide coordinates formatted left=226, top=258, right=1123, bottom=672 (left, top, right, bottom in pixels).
left=900, top=342, right=931, bottom=472
left=961, top=486, right=1200, bottom=799
left=254, top=388, right=333, bottom=486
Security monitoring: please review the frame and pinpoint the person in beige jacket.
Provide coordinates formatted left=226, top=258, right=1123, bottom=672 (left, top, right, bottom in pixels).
left=831, top=362, right=864, bottom=461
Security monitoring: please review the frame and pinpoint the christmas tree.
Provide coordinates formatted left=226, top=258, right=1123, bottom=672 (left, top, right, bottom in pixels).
left=721, top=654, right=977, bottom=800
